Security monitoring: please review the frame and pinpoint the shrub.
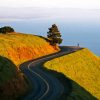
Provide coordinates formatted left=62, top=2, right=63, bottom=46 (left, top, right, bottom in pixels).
left=0, top=26, right=14, bottom=34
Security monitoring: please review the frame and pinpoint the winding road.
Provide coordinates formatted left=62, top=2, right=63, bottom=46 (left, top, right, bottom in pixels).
left=19, top=46, right=82, bottom=100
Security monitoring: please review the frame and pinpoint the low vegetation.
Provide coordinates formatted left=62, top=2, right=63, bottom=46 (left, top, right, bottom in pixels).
left=0, top=56, right=29, bottom=100
left=44, top=48, right=100, bottom=99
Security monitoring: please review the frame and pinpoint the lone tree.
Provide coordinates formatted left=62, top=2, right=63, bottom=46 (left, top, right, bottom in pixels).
left=47, top=24, right=62, bottom=45
left=0, top=26, right=14, bottom=34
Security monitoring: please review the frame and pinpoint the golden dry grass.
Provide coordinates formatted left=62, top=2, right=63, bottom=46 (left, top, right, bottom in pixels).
left=0, top=33, right=58, bottom=66
left=0, top=32, right=58, bottom=99
left=44, top=48, right=100, bottom=99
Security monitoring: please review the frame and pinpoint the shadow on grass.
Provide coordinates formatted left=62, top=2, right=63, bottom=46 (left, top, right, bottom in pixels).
left=41, top=66, right=97, bottom=100
left=34, top=35, right=50, bottom=42
left=0, top=56, right=31, bottom=100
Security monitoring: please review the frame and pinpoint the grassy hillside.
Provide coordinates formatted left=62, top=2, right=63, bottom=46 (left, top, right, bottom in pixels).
left=0, top=56, right=29, bottom=100
left=0, top=33, right=59, bottom=66
left=0, top=32, right=59, bottom=99
left=0, top=56, right=16, bottom=85
left=44, top=48, right=100, bottom=99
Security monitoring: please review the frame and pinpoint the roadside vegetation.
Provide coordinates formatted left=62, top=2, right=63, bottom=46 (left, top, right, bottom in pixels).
left=0, top=56, right=29, bottom=100
left=0, top=56, right=16, bottom=85
left=44, top=48, right=100, bottom=99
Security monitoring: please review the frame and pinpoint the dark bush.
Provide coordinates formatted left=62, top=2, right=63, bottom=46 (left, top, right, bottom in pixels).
left=0, top=26, right=14, bottom=34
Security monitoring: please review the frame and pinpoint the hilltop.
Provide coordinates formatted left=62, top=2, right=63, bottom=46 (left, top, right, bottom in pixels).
left=44, top=48, right=100, bottom=99
left=0, top=33, right=59, bottom=66
left=0, top=32, right=59, bottom=99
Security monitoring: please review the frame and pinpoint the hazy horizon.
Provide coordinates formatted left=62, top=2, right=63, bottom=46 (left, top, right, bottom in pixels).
left=0, top=0, right=100, bottom=56
left=0, top=19, right=100, bottom=56
left=0, top=7, right=100, bottom=22
left=0, top=0, right=100, bottom=8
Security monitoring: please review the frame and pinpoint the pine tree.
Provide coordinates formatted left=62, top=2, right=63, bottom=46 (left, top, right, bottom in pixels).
left=47, top=24, right=62, bottom=45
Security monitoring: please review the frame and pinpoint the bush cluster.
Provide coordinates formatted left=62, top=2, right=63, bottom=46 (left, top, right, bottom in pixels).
left=0, top=26, right=14, bottom=34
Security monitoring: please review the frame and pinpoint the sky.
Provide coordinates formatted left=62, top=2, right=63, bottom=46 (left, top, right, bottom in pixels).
left=0, top=0, right=100, bottom=21
left=0, top=0, right=100, bottom=9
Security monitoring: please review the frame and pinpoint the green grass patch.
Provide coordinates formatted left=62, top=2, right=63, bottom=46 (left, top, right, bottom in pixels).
left=0, top=56, right=16, bottom=85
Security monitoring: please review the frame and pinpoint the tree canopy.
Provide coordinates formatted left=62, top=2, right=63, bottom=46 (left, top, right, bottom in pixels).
left=0, top=26, right=14, bottom=34
left=47, top=24, right=62, bottom=45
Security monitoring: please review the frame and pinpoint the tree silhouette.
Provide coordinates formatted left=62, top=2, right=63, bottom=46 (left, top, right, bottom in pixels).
left=47, top=24, right=62, bottom=45
left=0, top=26, right=14, bottom=34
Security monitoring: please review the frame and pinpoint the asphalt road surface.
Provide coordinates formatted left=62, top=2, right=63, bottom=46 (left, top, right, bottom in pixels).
left=20, top=46, right=82, bottom=100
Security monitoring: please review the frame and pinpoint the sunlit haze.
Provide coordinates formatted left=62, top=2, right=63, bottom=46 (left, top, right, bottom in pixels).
left=0, top=0, right=100, bottom=21
left=0, top=0, right=100, bottom=9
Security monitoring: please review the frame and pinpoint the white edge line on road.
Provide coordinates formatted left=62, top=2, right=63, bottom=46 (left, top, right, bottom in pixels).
left=28, top=60, right=50, bottom=100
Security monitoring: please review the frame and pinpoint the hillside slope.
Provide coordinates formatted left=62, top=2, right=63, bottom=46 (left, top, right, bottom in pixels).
left=0, top=33, right=59, bottom=66
left=0, top=33, right=59, bottom=99
left=0, top=56, right=29, bottom=100
left=44, top=48, right=100, bottom=99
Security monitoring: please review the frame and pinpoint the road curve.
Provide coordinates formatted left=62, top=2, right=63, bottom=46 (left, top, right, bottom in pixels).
left=19, top=46, right=82, bottom=100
